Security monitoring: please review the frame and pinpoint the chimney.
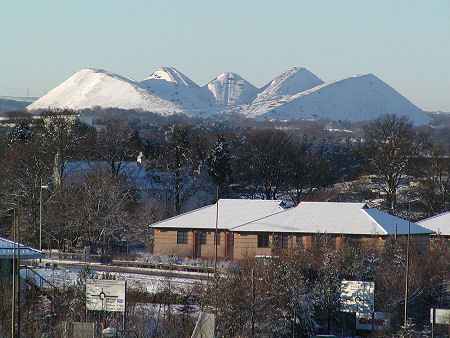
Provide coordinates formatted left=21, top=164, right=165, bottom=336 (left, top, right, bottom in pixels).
left=137, top=151, right=146, bottom=170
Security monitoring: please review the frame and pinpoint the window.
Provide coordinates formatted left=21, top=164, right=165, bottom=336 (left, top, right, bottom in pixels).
left=348, top=236, right=361, bottom=247
left=330, top=236, right=336, bottom=249
left=273, top=235, right=289, bottom=250
left=177, top=231, right=188, bottom=244
left=281, top=235, right=289, bottom=248
left=215, top=232, right=221, bottom=245
left=200, top=232, right=207, bottom=244
left=257, top=234, right=269, bottom=248
left=296, top=235, right=303, bottom=248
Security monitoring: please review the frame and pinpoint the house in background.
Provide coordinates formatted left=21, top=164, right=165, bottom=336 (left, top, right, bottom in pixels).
left=150, top=200, right=434, bottom=260
left=418, top=211, right=449, bottom=245
left=63, top=155, right=216, bottom=214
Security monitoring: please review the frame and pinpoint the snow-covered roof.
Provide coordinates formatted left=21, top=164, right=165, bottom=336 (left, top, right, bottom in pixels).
left=150, top=199, right=285, bottom=230
left=0, top=237, right=45, bottom=259
left=64, top=161, right=172, bottom=191
left=417, top=212, right=450, bottom=236
left=231, top=202, right=434, bottom=235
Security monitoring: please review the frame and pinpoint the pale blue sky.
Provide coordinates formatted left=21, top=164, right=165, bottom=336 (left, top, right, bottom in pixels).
left=1, top=0, right=449, bottom=110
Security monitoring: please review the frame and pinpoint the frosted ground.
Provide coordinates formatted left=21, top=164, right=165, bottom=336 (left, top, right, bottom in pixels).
left=22, top=264, right=207, bottom=294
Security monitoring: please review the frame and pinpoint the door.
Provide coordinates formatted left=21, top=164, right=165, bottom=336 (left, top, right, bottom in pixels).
left=194, top=231, right=202, bottom=258
left=225, top=232, right=234, bottom=259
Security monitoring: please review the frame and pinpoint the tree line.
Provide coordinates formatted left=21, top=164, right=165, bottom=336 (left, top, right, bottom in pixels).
left=0, top=110, right=448, bottom=251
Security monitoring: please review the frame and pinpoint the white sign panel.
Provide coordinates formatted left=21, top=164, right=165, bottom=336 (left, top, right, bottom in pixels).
left=430, top=308, right=450, bottom=325
left=86, top=279, right=125, bottom=312
left=340, top=280, right=374, bottom=313
left=356, top=312, right=390, bottom=331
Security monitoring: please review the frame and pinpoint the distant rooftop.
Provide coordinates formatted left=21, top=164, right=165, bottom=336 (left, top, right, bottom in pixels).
left=64, top=161, right=172, bottom=191
left=418, top=211, right=450, bottom=236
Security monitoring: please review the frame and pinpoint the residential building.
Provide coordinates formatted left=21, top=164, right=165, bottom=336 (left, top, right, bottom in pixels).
left=150, top=200, right=434, bottom=260
left=151, top=199, right=285, bottom=258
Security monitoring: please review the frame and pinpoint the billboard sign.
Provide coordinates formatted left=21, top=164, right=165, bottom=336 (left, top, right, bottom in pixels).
left=340, top=280, right=374, bottom=313
left=86, top=279, right=126, bottom=312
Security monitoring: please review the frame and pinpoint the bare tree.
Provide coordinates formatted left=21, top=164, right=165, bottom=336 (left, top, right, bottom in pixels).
left=150, top=124, right=209, bottom=215
left=285, top=139, right=335, bottom=205
left=0, top=139, right=51, bottom=245
left=45, top=166, right=135, bottom=251
left=363, top=114, right=425, bottom=213
left=96, top=117, right=135, bottom=177
left=413, top=143, right=450, bottom=216
left=38, top=108, right=95, bottom=185
left=235, top=129, right=291, bottom=199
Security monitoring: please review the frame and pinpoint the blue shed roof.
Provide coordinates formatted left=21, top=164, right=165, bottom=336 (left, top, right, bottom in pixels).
left=0, top=237, right=45, bottom=259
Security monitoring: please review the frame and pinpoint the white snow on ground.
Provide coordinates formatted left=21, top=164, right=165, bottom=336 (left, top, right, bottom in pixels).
left=23, top=265, right=205, bottom=294
left=27, top=67, right=432, bottom=125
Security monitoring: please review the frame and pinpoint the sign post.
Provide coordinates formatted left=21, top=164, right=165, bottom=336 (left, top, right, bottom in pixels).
left=86, top=279, right=127, bottom=329
left=86, top=279, right=126, bottom=312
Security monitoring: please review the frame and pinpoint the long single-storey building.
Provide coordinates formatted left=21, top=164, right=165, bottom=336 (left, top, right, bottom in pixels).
left=150, top=199, right=434, bottom=260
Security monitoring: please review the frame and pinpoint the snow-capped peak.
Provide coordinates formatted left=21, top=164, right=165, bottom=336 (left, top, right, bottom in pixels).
left=27, top=67, right=181, bottom=113
left=255, top=67, right=324, bottom=101
left=143, top=67, right=198, bottom=87
left=206, top=72, right=258, bottom=106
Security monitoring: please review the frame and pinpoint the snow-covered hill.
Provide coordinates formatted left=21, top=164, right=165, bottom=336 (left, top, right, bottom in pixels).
left=140, top=67, right=215, bottom=115
left=255, top=67, right=324, bottom=102
left=27, top=67, right=432, bottom=125
left=206, top=72, right=259, bottom=106
left=244, top=74, right=432, bottom=125
left=28, top=68, right=182, bottom=114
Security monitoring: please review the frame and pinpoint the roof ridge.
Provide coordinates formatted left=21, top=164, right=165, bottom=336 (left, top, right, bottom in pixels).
left=418, top=211, right=450, bottom=223
left=361, top=208, right=388, bottom=235
left=229, top=209, right=287, bottom=231
left=149, top=202, right=215, bottom=227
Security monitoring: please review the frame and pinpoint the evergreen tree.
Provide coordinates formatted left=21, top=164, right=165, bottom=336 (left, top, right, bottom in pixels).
left=207, top=133, right=232, bottom=186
